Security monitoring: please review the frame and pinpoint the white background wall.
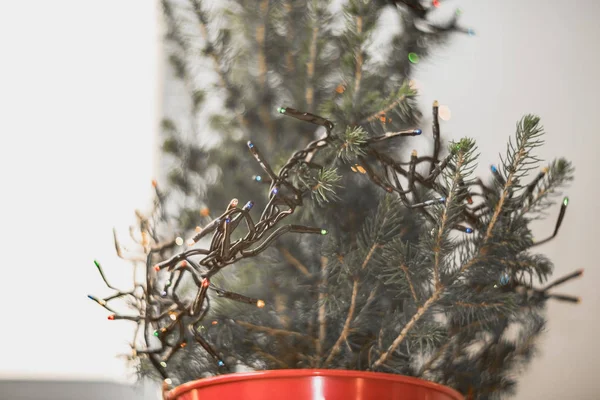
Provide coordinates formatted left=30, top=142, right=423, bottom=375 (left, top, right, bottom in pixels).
left=0, top=0, right=598, bottom=399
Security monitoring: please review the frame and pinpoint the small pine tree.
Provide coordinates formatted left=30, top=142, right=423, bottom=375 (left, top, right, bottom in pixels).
left=89, top=2, right=581, bottom=399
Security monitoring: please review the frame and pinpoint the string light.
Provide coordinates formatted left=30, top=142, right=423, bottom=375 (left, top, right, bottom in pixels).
left=87, top=294, right=106, bottom=306
left=454, top=225, right=474, bottom=233
left=228, top=198, right=239, bottom=210
left=438, top=105, right=451, bottom=121
left=408, top=52, right=419, bottom=64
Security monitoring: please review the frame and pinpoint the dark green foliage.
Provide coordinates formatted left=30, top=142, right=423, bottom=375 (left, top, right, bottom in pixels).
left=120, top=2, right=576, bottom=399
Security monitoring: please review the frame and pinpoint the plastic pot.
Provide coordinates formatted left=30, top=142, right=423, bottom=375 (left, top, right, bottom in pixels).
left=164, top=369, right=464, bottom=400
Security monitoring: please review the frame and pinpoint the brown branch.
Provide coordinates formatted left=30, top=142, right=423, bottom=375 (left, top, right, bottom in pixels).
left=279, top=247, right=312, bottom=277
left=371, top=289, right=442, bottom=369
left=251, top=346, right=290, bottom=368
left=323, top=243, right=378, bottom=366
left=305, top=23, right=319, bottom=110
left=316, top=256, right=328, bottom=363
left=235, top=320, right=316, bottom=344
left=283, top=1, right=295, bottom=74
left=400, top=264, right=418, bottom=304
left=485, top=148, right=525, bottom=241
left=353, top=16, right=364, bottom=100
left=323, top=278, right=359, bottom=366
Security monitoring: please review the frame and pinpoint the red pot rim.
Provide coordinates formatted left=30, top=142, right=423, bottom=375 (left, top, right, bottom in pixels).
left=166, top=369, right=464, bottom=400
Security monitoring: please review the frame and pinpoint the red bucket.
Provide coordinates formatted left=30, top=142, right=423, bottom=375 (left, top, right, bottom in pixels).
left=165, top=369, right=464, bottom=400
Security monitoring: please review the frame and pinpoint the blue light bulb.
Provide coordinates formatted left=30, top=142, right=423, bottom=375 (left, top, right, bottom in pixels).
left=271, top=187, right=278, bottom=195
left=491, top=165, right=498, bottom=173
left=244, top=201, right=254, bottom=210
left=217, top=360, right=225, bottom=367
left=247, top=141, right=254, bottom=148
left=414, top=129, right=422, bottom=135
left=465, top=227, right=473, bottom=234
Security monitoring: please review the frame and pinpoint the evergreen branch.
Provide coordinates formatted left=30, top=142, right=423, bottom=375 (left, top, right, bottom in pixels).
left=485, top=116, right=543, bottom=241
left=433, top=152, right=464, bottom=288
left=362, top=94, right=408, bottom=124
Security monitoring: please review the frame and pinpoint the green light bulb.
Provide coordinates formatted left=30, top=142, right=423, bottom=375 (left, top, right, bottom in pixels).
left=94, top=260, right=101, bottom=269
left=408, top=53, right=419, bottom=64
left=277, top=107, right=285, bottom=114
left=563, top=197, right=569, bottom=206
left=153, top=331, right=159, bottom=337
left=321, top=229, right=328, bottom=235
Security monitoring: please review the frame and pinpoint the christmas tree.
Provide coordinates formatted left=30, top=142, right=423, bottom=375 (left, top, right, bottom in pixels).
left=89, top=1, right=582, bottom=398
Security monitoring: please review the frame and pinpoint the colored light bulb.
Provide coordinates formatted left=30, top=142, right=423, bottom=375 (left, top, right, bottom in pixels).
left=108, top=315, right=115, bottom=320
left=244, top=201, right=254, bottom=210
left=160, top=362, right=167, bottom=368
left=175, top=237, right=183, bottom=246
left=94, top=260, right=101, bottom=269
left=321, top=229, right=328, bottom=235
left=165, top=280, right=171, bottom=287
left=247, top=141, right=254, bottom=148
left=154, top=331, right=159, bottom=337
left=414, top=129, right=422, bottom=135
left=154, top=265, right=161, bottom=272
left=408, top=52, right=419, bottom=64
left=271, top=187, right=278, bottom=195
left=217, top=360, right=225, bottom=367
left=202, top=279, right=210, bottom=288
left=491, top=165, right=498, bottom=173
left=277, top=107, right=285, bottom=114
left=467, top=28, right=475, bottom=36
left=225, top=218, right=231, bottom=223
left=563, top=197, right=569, bottom=206
left=160, top=291, right=167, bottom=297
left=256, top=300, right=265, bottom=308
left=465, top=228, right=473, bottom=234
left=440, top=197, right=446, bottom=203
